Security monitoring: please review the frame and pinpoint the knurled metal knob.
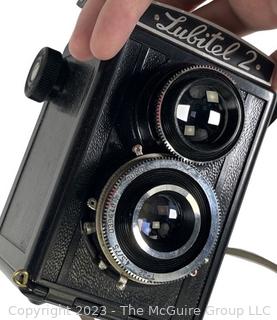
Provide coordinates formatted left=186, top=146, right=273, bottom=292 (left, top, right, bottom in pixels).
left=25, top=47, right=66, bottom=102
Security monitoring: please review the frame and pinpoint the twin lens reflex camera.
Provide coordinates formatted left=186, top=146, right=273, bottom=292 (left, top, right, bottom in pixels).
left=0, top=2, right=276, bottom=320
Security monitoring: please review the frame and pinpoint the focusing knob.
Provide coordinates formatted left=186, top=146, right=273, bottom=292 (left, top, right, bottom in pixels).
left=155, top=65, right=244, bottom=163
left=25, top=47, right=66, bottom=102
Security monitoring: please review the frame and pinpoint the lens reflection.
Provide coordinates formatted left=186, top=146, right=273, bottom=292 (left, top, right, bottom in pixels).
left=176, top=83, right=225, bottom=145
left=137, top=191, right=195, bottom=252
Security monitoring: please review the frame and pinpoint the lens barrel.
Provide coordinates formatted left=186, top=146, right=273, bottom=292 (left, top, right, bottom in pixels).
left=155, top=66, right=244, bottom=162
left=96, top=155, right=220, bottom=284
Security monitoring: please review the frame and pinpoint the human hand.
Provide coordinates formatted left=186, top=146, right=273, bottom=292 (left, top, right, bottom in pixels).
left=69, top=0, right=277, bottom=89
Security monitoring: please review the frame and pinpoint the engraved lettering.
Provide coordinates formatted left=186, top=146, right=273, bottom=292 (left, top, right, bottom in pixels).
left=156, top=14, right=187, bottom=33
left=186, top=25, right=208, bottom=45
left=172, top=26, right=187, bottom=38
left=223, top=42, right=241, bottom=60
left=238, top=50, right=258, bottom=71
left=107, top=214, right=114, bottom=233
left=209, top=44, right=224, bottom=55
left=112, top=245, right=130, bottom=266
left=200, top=32, right=225, bottom=51
left=154, top=12, right=256, bottom=68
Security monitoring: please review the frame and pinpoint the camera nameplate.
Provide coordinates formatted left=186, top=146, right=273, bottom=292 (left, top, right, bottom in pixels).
left=138, top=2, right=275, bottom=86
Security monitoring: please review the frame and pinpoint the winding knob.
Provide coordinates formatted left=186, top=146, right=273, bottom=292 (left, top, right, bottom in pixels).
left=25, top=47, right=67, bottom=102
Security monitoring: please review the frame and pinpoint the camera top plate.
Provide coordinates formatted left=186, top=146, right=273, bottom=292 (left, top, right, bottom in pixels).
left=138, top=2, right=275, bottom=86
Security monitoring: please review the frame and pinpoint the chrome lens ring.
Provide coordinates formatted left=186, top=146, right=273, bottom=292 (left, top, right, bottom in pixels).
left=96, top=155, right=220, bottom=284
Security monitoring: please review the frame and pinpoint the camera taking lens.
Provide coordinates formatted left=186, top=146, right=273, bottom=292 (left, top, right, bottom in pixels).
left=96, top=155, right=220, bottom=284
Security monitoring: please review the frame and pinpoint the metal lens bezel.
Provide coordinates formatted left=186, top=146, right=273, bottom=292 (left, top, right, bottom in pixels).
left=96, top=155, right=220, bottom=284
left=155, top=66, right=244, bottom=163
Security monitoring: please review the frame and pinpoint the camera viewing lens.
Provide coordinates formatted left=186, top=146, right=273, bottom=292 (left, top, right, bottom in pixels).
left=155, top=67, right=244, bottom=162
left=96, top=156, right=220, bottom=284
left=176, top=79, right=237, bottom=146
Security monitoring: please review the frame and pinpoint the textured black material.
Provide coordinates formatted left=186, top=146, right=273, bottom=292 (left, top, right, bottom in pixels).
left=171, top=93, right=265, bottom=320
left=41, top=40, right=142, bottom=283
left=0, top=3, right=276, bottom=320
left=67, top=235, right=180, bottom=320
left=216, top=94, right=264, bottom=214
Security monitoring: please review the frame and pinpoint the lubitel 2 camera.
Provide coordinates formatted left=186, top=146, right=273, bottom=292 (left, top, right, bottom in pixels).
left=0, top=1, right=276, bottom=320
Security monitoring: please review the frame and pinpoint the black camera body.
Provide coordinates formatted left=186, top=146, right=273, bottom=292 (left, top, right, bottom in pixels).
left=0, top=2, right=276, bottom=320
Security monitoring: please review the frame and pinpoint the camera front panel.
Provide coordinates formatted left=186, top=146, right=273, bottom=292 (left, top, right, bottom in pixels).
left=34, top=32, right=275, bottom=320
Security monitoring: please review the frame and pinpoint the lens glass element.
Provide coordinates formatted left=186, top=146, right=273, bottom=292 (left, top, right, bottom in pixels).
left=175, top=78, right=240, bottom=152
left=133, top=185, right=200, bottom=256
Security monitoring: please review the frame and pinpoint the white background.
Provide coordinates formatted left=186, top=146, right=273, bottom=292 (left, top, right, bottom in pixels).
left=0, top=1, right=276, bottom=319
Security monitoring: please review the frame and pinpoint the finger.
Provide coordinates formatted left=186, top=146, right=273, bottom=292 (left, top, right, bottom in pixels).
left=195, top=0, right=277, bottom=36
left=271, top=51, right=277, bottom=90
left=159, top=0, right=208, bottom=11
left=69, top=0, right=105, bottom=61
left=90, top=0, right=151, bottom=60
